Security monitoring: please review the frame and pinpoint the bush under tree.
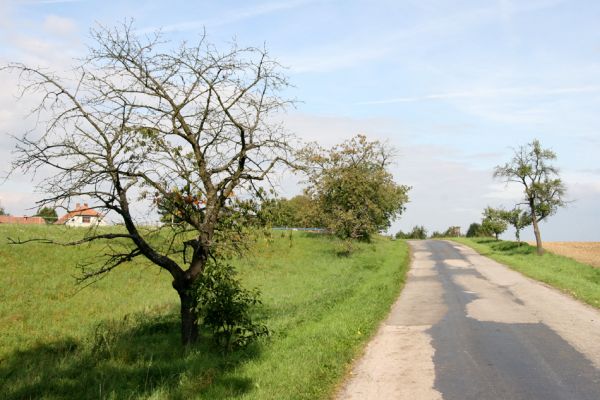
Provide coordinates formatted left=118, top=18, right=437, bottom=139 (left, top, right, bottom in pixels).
left=193, top=260, right=268, bottom=351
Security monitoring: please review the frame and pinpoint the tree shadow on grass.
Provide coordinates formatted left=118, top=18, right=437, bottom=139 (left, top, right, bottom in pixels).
left=0, top=312, right=260, bottom=400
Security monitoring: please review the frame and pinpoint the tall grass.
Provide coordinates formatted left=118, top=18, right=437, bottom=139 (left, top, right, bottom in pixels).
left=0, top=225, right=409, bottom=399
left=452, top=237, right=600, bottom=309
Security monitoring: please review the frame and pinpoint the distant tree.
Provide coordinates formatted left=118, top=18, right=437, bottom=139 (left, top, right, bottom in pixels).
left=499, top=208, right=531, bottom=244
left=302, top=135, right=410, bottom=241
left=430, top=231, right=444, bottom=239
left=6, top=24, right=296, bottom=345
left=260, top=194, right=320, bottom=228
left=408, top=225, right=428, bottom=240
left=285, top=195, right=320, bottom=227
left=494, top=140, right=567, bottom=255
left=0, top=205, right=6, bottom=216
left=481, top=207, right=508, bottom=240
left=466, top=222, right=495, bottom=238
left=466, top=223, right=482, bottom=237
left=395, top=230, right=408, bottom=239
left=36, top=207, right=58, bottom=224
left=443, top=226, right=461, bottom=237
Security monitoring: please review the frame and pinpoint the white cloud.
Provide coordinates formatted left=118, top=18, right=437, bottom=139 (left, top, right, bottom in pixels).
left=43, top=15, right=77, bottom=37
left=483, top=182, right=524, bottom=201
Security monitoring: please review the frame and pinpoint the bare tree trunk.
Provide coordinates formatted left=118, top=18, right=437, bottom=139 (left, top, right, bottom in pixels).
left=177, top=285, right=199, bottom=345
left=530, top=202, right=544, bottom=255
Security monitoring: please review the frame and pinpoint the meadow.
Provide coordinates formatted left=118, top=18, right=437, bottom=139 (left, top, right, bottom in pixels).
left=0, top=225, right=409, bottom=399
left=453, top=237, right=600, bottom=309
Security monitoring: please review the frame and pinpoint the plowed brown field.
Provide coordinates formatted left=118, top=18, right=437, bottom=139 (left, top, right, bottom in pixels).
left=531, top=242, right=600, bottom=268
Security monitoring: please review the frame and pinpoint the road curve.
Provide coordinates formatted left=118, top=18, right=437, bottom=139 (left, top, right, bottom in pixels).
left=336, top=240, right=600, bottom=400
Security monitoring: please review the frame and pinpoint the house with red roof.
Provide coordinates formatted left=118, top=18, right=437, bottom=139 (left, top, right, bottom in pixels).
left=55, top=203, right=106, bottom=227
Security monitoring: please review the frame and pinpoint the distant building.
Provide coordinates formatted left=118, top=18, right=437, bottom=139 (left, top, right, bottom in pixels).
left=55, top=203, right=107, bottom=227
left=0, top=215, right=46, bottom=225
left=447, top=226, right=462, bottom=237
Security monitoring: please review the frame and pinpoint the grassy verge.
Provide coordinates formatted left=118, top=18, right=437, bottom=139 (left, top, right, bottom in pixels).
left=0, top=225, right=409, bottom=399
left=451, top=237, right=600, bottom=309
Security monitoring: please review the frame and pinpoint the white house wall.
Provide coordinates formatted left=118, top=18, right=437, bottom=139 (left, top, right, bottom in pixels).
left=65, top=216, right=107, bottom=227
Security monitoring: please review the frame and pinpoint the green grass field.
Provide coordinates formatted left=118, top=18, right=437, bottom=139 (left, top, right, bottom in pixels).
left=452, top=237, right=600, bottom=309
left=0, top=225, right=409, bottom=399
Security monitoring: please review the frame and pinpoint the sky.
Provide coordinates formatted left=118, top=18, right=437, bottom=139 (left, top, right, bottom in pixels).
left=0, top=0, right=599, bottom=241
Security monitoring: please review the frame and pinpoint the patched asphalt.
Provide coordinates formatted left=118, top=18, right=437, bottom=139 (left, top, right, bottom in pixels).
left=425, top=240, right=600, bottom=400
left=336, top=239, right=600, bottom=400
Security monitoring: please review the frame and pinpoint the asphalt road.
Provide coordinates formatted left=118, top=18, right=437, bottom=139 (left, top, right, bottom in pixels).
left=337, top=240, right=600, bottom=400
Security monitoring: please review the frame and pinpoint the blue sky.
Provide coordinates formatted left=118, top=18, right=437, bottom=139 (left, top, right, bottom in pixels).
left=1, top=0, right=599, bottom=240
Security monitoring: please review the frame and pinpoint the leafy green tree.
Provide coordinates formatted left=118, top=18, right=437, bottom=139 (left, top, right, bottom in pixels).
left=481, top=207, right=508, bottom=240
left=470, top=222, right=494, bottom=237
left=408, top=225, right=428, bottom=240
left=302, top=135, right=410, bottom=241
left=395, top=230, right=408, bottom=239
left=494, top=140, right=567, bottom=255
left=0, top=205, right=6, bottom=216
left=37, top=207, right=58, bottom=224
left=466, top=223, right=482, bottom=237
left=443, top=226, right=461, bottom=237
left=260, top=195, right=320, bottom=228
left=499, top=208, right=531, bottom=244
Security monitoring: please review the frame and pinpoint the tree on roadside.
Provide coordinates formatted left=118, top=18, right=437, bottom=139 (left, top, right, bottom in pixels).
left=37, top=207, right=58, bottom=224
left=0, top=205, right=6, bottom=216
left=499, top=208, right=531, bottom=244
left=481, top=207, right=507, bottom=240
left=466, top=222, right=494, bottom=238
left=466, top=222, right=481, bottom=237
left=5, top=23, right=296, bottom=345
left=494, top=140, right=567, bottom=255
left=395, top=230, right=408, bottom=239
left=443, top=226, right=461, bottom=237
left=408, top=225, right=428, bottom=240
left=302, top=135, right=410, bottom=241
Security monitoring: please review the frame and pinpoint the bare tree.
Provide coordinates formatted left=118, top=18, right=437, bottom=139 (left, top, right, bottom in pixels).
left=494, top=140, right=567, bottom=255
left=4, top=23, right=295, bottom=345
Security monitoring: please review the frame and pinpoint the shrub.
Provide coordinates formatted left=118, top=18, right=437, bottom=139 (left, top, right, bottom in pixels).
left=193, top=260, right=268, bottom=351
